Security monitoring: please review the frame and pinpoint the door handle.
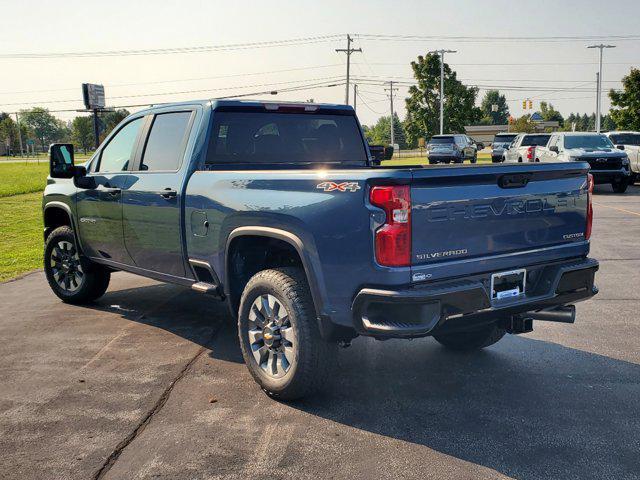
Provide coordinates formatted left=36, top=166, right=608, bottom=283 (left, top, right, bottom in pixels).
left=104, top=187, right=121, bottom=197
left=159, top=188, right=177, bottom=199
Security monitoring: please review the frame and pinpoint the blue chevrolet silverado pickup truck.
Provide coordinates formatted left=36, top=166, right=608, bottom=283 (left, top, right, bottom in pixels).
left=43, top=100, right=599, bottom=399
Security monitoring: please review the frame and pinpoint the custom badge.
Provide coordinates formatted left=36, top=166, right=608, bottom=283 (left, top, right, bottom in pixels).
left=316, top=181, right=361, bottom=192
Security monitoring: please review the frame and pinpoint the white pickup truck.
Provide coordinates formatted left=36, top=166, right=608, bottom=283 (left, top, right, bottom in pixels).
left=604, top=131, right=640, bottom=184
left=504, top=133, right=551, bottom=163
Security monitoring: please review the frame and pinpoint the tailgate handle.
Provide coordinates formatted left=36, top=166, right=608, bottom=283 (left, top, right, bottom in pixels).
left=499, top=174, right=531, bottom=189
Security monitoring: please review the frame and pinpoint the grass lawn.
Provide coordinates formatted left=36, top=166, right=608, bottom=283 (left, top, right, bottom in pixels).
left=0, top=154, right=92, bottom=197
left=0, top=163, right=50, bottom=197
left=0, top=192, right=43, bottom=282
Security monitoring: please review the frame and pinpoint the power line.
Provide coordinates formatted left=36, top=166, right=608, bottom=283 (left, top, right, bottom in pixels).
left=0, top=64, right=344, bottom=96
left=0, top=35, right=344, bottom=59
left=1, top=81, right=346, bottom=116
left=0, top=76, right=346, bottom=108
left=355, top=33, right=640, bottom=43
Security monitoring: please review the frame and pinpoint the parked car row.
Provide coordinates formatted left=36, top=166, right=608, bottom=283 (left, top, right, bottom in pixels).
left=486, top=131, right=638, bottom=193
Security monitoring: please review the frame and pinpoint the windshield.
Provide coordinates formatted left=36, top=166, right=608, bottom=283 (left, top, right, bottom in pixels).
left=609, top=133, right=640, bottom=146
left=206, top=111, right=367, bottom=165
left=521, top=135, right=550, bottom=147
left=429, top=136, right=455, bottom=144
left=564, top=135, right=614, bottom=150
left=493, top=134, right=517, bottom=143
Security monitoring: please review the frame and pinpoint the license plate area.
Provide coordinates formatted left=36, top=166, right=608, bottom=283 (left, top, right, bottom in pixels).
left=491, top=269, right=526, bottom=301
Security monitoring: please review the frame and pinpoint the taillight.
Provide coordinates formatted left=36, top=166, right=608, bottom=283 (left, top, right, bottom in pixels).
left=527, top=146, right=534, bottom=160
left=586, top=173, right=594, bottom=240
left=370, top=185, right=411, bottom=267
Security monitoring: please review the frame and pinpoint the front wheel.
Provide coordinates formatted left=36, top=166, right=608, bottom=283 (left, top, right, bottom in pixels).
left=612, top=180, right=628, bottom=193
left=44, top=226, right=111, bottom=304
left=471, top=153, right=477, bottom=164
left=238, top=267, right=336, bottom=400
left=433, top=323, right=506, bottom=351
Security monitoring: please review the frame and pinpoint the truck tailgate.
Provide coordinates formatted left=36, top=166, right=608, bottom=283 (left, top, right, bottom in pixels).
left=410, top=163, right=590, bottom=281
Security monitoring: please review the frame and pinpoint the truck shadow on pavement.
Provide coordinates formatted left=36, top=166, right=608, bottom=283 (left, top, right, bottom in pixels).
left=94, top=283, right=639, bottom=480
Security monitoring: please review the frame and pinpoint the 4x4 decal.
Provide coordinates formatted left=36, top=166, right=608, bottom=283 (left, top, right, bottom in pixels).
left=316, top=181, right=361, bottom=192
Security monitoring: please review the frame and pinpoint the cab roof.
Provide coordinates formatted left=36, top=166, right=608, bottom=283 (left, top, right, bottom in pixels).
left=134, top=99, right=354, bottom=115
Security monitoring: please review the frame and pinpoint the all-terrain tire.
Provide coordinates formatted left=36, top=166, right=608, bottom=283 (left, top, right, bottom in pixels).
left=612, top=181, right=628, bottom=193
left=237, top=267, right=336, bottom=400
left=433, top=323, right=506, bottom=351
left=44, top=226, right=111, bottom=304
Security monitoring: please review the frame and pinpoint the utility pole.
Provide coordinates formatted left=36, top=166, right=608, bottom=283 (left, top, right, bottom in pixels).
left=335, top=34, right=362, bottom=106
left=15, top=112, right=24, bottom=157
left=587, top=44, right=615, bottom=133
left=429, top=49, right=457, bottom=134
left=385, top=81, right=399, bottom=147
left=353, top=84, right=358, bottom=113
left=595, top=72, right=600, bottom=131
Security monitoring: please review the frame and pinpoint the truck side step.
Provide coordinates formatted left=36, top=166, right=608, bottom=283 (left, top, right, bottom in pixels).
left=191, top=281, right=221, bottom=297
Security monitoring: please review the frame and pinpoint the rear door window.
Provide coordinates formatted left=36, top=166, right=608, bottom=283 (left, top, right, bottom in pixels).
left=521, top=135, right=551, bottom=147
left=139, top=111, right=193, bottom=171
left=206, top=111, right=367, bottom=165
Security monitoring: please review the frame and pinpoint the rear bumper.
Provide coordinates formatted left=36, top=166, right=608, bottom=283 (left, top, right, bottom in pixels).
left=428, top=153, right=463, bottom=163
left=351, top=257, right=598, bottom=338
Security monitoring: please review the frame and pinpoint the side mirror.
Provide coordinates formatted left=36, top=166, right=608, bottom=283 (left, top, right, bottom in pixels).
left=477, top=142, right=485, bottom=150
left=73, top=166, right=96, bottom=189
left=49, top=143, right=75, bottom=178
left=550, top=146, right=559, bottom=153
left=617, top=145, right=625, bottom=150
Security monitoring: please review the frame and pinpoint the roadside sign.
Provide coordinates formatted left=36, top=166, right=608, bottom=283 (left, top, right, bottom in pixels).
left=82, top=83, right=105, bottom=110
left=418, top=137, right=425, bottom=148
left=491, top=104, right=498, bottom=112
left=26, top=139, right=35, bottom=146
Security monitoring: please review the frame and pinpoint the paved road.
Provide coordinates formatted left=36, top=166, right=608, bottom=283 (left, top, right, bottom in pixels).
left=1, top=185, right=639, bottom=480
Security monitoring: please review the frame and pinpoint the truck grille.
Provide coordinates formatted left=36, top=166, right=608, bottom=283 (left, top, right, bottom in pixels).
left=582, top=157, right=622, bottom=170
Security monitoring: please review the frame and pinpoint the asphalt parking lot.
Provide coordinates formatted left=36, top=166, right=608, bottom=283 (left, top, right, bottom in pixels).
left=1, top=185, right=640, bottom=480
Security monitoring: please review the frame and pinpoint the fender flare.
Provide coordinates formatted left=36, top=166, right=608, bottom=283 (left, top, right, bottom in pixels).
left=43, top=202, right=83, bottom=254
left=224, top=226, right=328, bottom=318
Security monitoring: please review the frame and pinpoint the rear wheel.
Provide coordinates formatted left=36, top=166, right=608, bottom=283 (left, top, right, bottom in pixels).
left=433, top=323, right=506, bottom=351
left=44, top=226, right=111, bottom=304
left=612, top=180, right=628, bottom=193
left=238, top=267, right=336, bottom=400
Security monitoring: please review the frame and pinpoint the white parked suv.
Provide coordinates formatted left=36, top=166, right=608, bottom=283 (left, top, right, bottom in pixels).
left=504, top=133, right=551, bottom=163
left=604, top=131, right=640, bottom=184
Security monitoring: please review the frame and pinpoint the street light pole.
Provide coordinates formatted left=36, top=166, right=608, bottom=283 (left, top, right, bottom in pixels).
left=429, top=49, right=457, bottom=135
left=587, top=44, right=615, bottom=133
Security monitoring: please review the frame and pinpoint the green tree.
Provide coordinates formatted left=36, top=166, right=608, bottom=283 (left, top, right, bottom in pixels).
left=404, top=53, right=482, bottom=145
left=100, top=109, right=130, bottom=141
left=0, top=117, right=19, bottom=154
left=609, top=67, right=640, bottom=130
left=510, top=115, right=536, bottom=133
left=602, top=114, right=616, bottom=131
left=18, top=107, right=63, bottom=152
left=71, top=116, right=94, bottom=153
left=480, top=90, right=509, bottom=125
left=363, top=114, right=409, bottom=149
left=539, top=102, right=564, bottom=125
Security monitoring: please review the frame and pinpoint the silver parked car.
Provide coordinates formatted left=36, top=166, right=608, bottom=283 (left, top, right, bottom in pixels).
left=491, top=133, right=519, bottom=162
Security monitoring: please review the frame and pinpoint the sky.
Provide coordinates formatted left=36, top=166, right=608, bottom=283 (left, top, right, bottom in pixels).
left=1, top=0, right=639, bottom=127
